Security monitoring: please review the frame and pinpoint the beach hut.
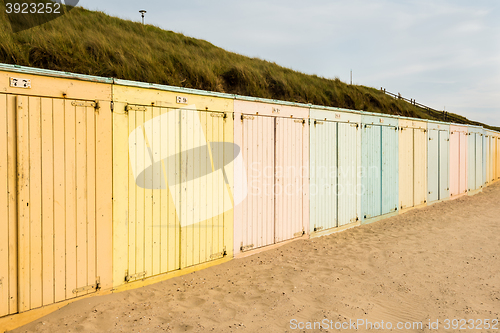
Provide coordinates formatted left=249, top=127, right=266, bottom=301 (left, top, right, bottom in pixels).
left=0, top=64, right=113, bottom=317
left=112, top=80, right=235, bottom=287
left=309, top=107, right=361, bottom=236
left=467, top=126, right=483, bottom=195
left=233, top=98, right=309, bottom=256
left=361, top=113, right=399, bottom=223
left=427, top=121, right=450, bottom=204
left=398, top=118, right=427, bottom=212
left=449, top=124, right=468, bottom=199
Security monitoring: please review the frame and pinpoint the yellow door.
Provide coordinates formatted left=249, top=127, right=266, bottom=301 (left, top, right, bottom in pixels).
left=15, top=96, right=106, bottom=312
left=0, top=93, right=18, bottom=318
left=115, top=105, right=233, bottom=284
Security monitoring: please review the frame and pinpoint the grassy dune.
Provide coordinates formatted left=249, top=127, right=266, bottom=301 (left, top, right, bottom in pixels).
left=0, top=2, right=497, bottom=130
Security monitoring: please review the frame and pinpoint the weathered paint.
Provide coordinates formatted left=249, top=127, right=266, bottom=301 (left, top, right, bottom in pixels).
left=467, top=126, right=483, bottom=193
left=361, top=114, right=399, bottom=223
left=449, top=125, right=468, bottom=199
left=309, top=109, right=361, bottom=235
left=112, top=84, right=235, bottom=287
left=233, top=99, right=309, bottom=256
left=0, top=69, right=113, bottom=317
left=398, top=119, right=427, bottom=211
left=427, top=122, right=450, bottom=203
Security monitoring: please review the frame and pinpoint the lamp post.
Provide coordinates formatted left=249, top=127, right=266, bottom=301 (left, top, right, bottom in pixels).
left=139, top=10, right=147, bottom=25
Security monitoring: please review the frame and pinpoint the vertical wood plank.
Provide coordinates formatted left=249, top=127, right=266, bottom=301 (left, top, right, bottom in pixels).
left=198, top=112, right=207, bottom=263
left=30, top=97, right=44, bottom=307
left=165, top=108, right=179, bottom=272
left=159, top=108, right=168, bottom=273
left=86, top=105, right=96, bottom=294
left=52, top=99, right=66, bottom=302
left=151, top=107, right=161, bottom=276
left=192, top=112, right=201, bottom=265
left=75, top=104, right=87, bottom=296
left=17, top=95, right=30, bottom=312
left=112, top=103, right=129, bottom=287
left=41, top=98, right=54, bottom=306
left=127, top=108, right=137, bottom=280
left=7, top=95, right=18, bottom=314
left=0, top=93, right=9, bottom=316
left=217, top=115, right=224, bottom=256
left=64, top=100, right=77, bottom=300
left=144, top=107, right=153, bottom=277
left=135, top=111, right=145, bottom=277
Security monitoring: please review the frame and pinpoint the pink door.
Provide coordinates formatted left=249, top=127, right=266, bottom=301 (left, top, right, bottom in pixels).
left=239, top=115, right=275, bottom=252
left=274, top=118, right=306, bottom=243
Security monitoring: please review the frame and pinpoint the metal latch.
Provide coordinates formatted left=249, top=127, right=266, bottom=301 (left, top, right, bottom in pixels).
left=125, top=271, right=147, bottom=282
left=72, top=277, right=100, bottom=293
left=126, top=105, right=147, bottom=112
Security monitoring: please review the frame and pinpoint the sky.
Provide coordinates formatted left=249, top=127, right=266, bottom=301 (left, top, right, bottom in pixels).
left=79, top=0, right=500, bottom=126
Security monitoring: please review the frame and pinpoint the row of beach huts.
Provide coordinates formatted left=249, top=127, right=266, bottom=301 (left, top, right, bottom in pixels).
left=1, top=64, right=499, bottom=329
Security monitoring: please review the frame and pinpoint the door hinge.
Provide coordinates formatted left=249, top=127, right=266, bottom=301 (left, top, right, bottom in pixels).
left=126, top=104, right=147, bottom=112
left=73, top=277, right=100, bottom=294
left=125, top=271, right=147, bottom=282
left=242, top=115, right=255, bottom=120
left=211, top=113, right=224, bottom=118
left=315, top=120, right=324, bottom=125
left=241, top=244, right=255, bottom=252
left=314, top=226, right=323, bottom=232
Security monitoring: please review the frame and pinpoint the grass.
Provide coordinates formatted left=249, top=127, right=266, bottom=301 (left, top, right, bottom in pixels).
left=0, top=2, right=498, bottom=131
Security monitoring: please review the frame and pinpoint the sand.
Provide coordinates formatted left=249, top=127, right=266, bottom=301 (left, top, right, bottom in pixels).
left=11, top=182, right=500, bottom=333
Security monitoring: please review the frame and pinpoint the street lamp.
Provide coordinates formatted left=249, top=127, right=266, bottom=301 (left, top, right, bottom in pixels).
left=139, top=10, right=147, bottom=25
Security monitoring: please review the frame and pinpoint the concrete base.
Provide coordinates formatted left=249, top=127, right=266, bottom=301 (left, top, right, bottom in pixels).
left=399, top=202, right=427, bottom=215
left=234, top=234, right=309, bottom=259
left=449, top=192, right=468, bottom=200
left=361, top=211, right=399, bottom=225
left=427, top=197, right=450, bottom=206
left=467, top=188, right=483, bottom=196
left=309, top=221, right=361, bottom=239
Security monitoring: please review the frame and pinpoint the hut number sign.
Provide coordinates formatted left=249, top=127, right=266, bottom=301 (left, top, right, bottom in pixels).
left=176, top=96, right=188, bottom=104
left=10, top=77, right=31, bottom=89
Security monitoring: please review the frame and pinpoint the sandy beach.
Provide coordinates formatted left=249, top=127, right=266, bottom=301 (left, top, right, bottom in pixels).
left=11, top=182, right=500, bottom=333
